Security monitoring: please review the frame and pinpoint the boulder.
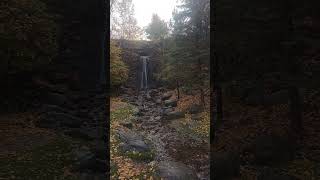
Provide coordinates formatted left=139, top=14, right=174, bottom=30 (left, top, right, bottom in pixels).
left=212, top=151, right=240, bottom=179
left=156, top=161, right=198, bottom=180
left=162, top=92, right=172, bottom=100
left=164, top=111, right=185, bottom=120
left=163, top=107, right=174, bottom=115
left=155, top=99, right=162, bottom=104
left=164, top=99, right=178, bottom=107
left=187, top=104, right=203, bottom=114
left=119, top=140, right=150, bottom=153
left=146, top=93, right=152, bottom=100
left=116, top=128, right=150, bottom=153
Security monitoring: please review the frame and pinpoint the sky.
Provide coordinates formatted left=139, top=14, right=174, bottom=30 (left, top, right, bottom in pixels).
left=132, top=0, right=178, bottom=28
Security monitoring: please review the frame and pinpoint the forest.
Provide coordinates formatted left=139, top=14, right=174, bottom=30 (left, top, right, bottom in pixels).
left=0, top=0, right=320, bottom=179
left=110, top=0, right=210, bottom=179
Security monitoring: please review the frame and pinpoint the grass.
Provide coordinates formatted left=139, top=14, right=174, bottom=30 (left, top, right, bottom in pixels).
left=0, top=136, right=76, bottom=180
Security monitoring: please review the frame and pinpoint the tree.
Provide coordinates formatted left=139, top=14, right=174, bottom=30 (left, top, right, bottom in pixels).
left=110, top=41, right=128, bottom=88
left=111, top=0, right=142, bottom=40
left=145, top=14, right=169, bottom=41
left=0, top=0, right=58, bottom=73
left=167, top=0, right=210, bottom=106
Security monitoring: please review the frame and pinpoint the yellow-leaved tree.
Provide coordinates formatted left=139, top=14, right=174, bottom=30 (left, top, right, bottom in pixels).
left=110, top=41, right=128, bottom=88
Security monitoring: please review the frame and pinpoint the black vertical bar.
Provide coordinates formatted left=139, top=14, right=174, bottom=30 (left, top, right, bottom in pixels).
left=210, top=0, right=215, bottom=179
left=103, top=0, right=110, bottom=178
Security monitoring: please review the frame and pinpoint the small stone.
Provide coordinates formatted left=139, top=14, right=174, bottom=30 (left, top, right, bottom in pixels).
left=164, top=99, right=177, bottom=107
left=162, top=92, right=172, bottom=100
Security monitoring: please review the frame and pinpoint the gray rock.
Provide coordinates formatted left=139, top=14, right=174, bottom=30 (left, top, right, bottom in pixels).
left=155, top=99, right=162, bottom=104
left=156, top=161, right=198, bottom=180
left=162, top=92, right=172, bottom=100
left=146, top=93, right=152, bottom=100
left=116, top=128, right=150, bottom=153
left=162, top=107, right=174, bottom=114
left=212, top=152, right=240, bottom=179
left=119, top=139, right=150, bottom=153
left=155, top=116, right=161, bottom=120
left=164, top=111, right=185, bottom=120
left=188, top=104, right=203, bottom=114
left=164, top=99, right=178, bottom=107
left=149, top=89, right=159, bottom=97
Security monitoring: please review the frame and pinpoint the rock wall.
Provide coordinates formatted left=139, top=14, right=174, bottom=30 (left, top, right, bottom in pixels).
left=113, top=39, right=161, bottom=91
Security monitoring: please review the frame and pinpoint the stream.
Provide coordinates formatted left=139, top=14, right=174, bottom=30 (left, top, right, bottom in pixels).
left=119, top=87, right=210, bottom=179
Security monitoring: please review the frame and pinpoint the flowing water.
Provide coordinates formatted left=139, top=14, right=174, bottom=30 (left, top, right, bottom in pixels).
left=140, top=56, right=149, bottom=90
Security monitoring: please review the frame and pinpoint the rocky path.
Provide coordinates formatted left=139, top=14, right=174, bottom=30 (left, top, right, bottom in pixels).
left=119, top=87, right=210, bottom=179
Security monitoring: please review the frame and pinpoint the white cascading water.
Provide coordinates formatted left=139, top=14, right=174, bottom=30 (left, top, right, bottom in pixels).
left=140, top=56, right=149, bottom=90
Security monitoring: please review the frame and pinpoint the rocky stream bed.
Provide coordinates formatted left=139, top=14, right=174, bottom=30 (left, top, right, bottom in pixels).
left=113, top=87, right=210, bottom=179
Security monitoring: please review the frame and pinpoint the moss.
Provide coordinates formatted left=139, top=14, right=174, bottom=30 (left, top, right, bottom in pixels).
left=0, top=137, right=76, bottom=180
left=110, top=102, right=135, bottom=123
left=110, top=161, right=119, bottom=179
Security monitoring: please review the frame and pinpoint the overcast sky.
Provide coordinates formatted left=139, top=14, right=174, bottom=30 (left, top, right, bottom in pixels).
left=132, top=0, right=178, bottom=28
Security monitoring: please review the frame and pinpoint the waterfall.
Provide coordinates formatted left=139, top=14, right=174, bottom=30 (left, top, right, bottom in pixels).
left=140, top=56, right=149, bottom=90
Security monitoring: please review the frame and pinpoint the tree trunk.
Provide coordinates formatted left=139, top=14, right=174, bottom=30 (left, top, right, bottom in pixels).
left=176, top=80, right=180, bottom=100
left=200, top=88, right=205, bottom=106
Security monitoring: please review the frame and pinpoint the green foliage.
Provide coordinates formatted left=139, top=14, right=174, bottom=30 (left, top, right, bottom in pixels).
left=158, top=0, right=210, bottom=92
left=0, top=0, right=58, bottom=72
left=110, top=41, right=129, bottom=87
left=145, top=14, right=168, bottom=41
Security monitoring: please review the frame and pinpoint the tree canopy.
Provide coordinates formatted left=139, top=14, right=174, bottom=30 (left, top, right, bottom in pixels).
left=145, top=14, right=169, bottom=41
left=111, top=0, right=142, bottom=40
left=0, top=0, right=58, bottom=72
